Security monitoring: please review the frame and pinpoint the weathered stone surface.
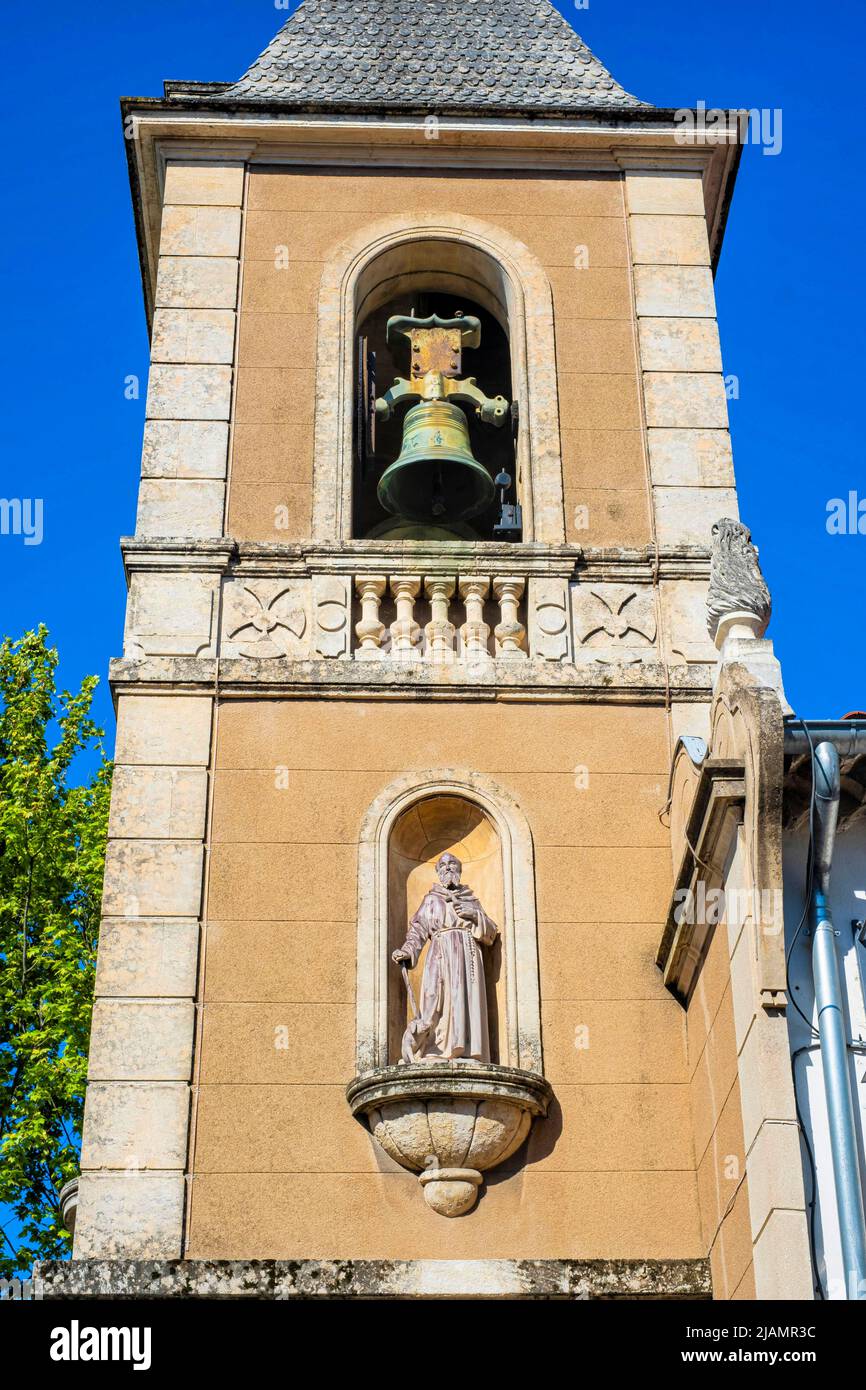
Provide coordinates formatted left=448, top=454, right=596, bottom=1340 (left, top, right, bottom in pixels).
left=572, top=581, right=656, bottom=664
left=625, top=170, right=705, bottom=217
left=653, top=485, right=739, bottom=546
left=752, top=1211, right=814, bottom=1302
left=108, top=650, right=716, bottom=700
left=125, top=573, right=219, bottom=658
left=80, top=1082, right=189, bottom=1170
left=151, top=309, right=236, bottom=365
left=145, top=364, right=232, bottom=420
left=34, top=1256, right=712, bottom=1300
left=71, top=1175, right=185, bottom=1260
left=744, top=1120, right=804, bottom=1243
left=669, top=699, right=711, bottom=748
left=221, top=578, right=309, bottom=659
left=528, top=577, right=572, bottom=661
left=162, top=161, right=245, bottom=207
left=114, top=695, right=212, bottom=767
left=638, top=318, right=722, bottom=373
left=634, top=265, right=716, bottom=318
left=659, top=579, right=719, bottom=665
left=160, top=204, right=242, bottom=257
left=102, top=840, right=205, bottom=918
left=312, top=574, right=352, bottom=658
left=87, top=1000, right=195, bottom=1081
left=141, top=420, right=229, bottom=480
left=155, top=256, right=239, bottom=310
left=136, top=479, right=225, bottom=538
left=737, top=1016, right=798, bottom=1156
left=647, top=428, right=734, bottom=486
left=643, top=372, right=729, bottom=429
left=629, top=215, right=710, bottom=266
left=95, top=919, right=199, bottom=998
left=108, top=766, right=209, bottom=839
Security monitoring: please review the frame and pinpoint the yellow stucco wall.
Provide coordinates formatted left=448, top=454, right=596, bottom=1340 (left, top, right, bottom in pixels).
left=229, top=167, right=649, bottom=547
left=186, top=698, right=702, bottom=1260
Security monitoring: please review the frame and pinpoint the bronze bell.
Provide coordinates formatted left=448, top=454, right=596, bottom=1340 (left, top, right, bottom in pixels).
left=378, top=399, right=496, bottom=522
left=374, top=314, right=509, bottom=525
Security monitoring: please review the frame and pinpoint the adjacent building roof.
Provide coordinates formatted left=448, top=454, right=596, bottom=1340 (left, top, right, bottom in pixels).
left=215, top=0, right=650, bottom=111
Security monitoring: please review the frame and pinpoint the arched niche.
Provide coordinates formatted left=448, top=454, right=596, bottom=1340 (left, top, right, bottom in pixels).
left=356, top=769, right=543, bottom=1075
left=313, top=214, right=566, bottom=545
left=387, top=795, right=506, bottom=1064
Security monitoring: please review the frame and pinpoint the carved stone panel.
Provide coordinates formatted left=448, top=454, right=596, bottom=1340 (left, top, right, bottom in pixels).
left=221, top=579, right=309, bottom=659
left=528, top=577, right=572, bottom=662
left=660, top=579, right=719, bottom=666
left=312, top=575, right=352, bottom=659
left=124, top=573, right=219, bottom=659
left=571, top=583, right=657, bottom=664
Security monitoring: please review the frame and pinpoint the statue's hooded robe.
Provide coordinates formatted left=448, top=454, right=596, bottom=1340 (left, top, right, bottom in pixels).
left=400, top=881, right=499, bottom=1062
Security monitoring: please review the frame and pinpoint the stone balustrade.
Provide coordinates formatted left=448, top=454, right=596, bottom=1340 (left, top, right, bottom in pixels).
left=351, top=573, right=527, bottom=663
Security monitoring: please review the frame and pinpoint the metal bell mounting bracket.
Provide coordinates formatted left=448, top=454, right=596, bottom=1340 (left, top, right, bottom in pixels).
left=373, top=313, right=509, bottom=425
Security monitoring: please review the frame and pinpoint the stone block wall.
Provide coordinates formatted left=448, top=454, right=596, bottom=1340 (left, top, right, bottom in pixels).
left=623, top=168, right=738, bottom=546
left=74, top=694, right=213, bottom=1258
left=136, top=160, right=244, bottom=541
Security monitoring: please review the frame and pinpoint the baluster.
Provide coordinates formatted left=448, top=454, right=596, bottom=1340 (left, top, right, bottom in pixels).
left=389, top=575, right=422, bottom=662
left=424, top=576, right=456, bottom=664
left=458, top=576, right=492, bottom=663
left=493, top=576, right=527, bottom=659
left=354, top=574, right=387, bottom=660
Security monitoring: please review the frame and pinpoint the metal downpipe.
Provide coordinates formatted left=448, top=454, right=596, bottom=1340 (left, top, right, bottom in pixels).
left=810, top=741, right=866, bottom=1298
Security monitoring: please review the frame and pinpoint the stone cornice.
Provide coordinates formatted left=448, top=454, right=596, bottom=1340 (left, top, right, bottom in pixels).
left=108, top=654, right=715, bottom=702
left=119, top=536, right=711, bottom=583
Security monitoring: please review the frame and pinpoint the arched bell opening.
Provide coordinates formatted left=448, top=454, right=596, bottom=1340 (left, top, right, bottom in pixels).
left=351, top=240, right=520, bottom=542
left=386, top=794, right=505, bottom=1066
left=314, top=215, right=565, bottom=543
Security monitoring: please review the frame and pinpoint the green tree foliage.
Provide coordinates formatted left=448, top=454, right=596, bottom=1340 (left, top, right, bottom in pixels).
left=0, top=628, right=111, bottom=1276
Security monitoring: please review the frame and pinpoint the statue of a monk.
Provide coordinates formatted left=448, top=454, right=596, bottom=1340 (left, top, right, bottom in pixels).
left=392, top=852, right=499, bottom=1064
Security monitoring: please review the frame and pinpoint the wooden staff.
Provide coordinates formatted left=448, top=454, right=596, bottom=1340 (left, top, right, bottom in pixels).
left=400, top=963, right=420, bottom=1020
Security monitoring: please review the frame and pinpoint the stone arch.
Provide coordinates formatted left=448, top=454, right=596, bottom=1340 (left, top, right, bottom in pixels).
left=355, top=768, right=543, bottom=1075
left=312, top=213, right=565, bottom=545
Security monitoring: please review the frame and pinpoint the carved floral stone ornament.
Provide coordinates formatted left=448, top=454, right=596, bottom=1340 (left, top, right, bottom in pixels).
left=573, top=583, right=656, bottom=664
left=706, top=517, right=772, bottom=649
left=223, top=581, right=307, bottom=658
left=348, top=849, right=551, bottom=1217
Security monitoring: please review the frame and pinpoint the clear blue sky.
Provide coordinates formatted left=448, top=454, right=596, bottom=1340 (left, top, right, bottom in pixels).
left=1, top=0, right=864, bottom=754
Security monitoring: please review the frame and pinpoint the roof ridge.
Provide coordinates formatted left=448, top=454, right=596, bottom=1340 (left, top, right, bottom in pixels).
left=211, top=0, right=651, bottom=112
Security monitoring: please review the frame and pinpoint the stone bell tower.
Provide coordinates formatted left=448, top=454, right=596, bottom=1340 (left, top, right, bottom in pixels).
left=60, top=0, right=766, bottom=1299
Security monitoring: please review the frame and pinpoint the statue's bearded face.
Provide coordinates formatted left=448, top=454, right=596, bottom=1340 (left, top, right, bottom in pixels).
left=437, top=854, right=462, bottom=888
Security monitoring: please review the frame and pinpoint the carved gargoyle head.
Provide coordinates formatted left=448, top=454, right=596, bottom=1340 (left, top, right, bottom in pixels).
left=707, top=517, right=772, bottom=643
